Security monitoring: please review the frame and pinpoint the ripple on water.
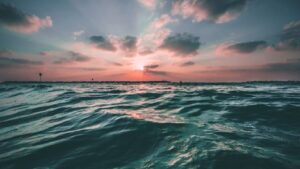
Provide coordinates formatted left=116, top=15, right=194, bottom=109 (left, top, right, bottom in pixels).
left=0, top=82, right=300, bottom=169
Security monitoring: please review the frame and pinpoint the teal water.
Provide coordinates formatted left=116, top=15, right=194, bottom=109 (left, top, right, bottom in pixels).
left=0, top=82, right=300, bottom=169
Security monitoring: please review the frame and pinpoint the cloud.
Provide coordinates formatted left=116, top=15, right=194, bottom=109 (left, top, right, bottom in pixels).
left=262, top=59, right=300, bottom=73
left=144, top=64, right=159, bottom=69
left=227, top=41, right=267, bottom=53
left=151, top=14, right=176, bottom=29
left=89, top=35, right=138, bottom=56
left=208, top=59, right=300, bottom=74
left=138, top=14, right=176, bottom=53
left=79, top=67, right=105, bottom=71
left=139, top=28, right=172, bottom=52
left=53, top=51, right=90, bottom=64
left=0, top=56, right=43, bottom=68
left=143, top=64, right=169, bottom=76
left=272, top=20, right=300, bottom=51
left=89, top=35, right=117, bottom=52
left=73, top=30, right=85, bottom=40
left=0, top=50, right=42, bottom=68
left=119, top=36, right=138, bottom=57
left=181, top=61, right=195, bottom=66
left=172, top=0, right=248, bottom=23
left=88, top=35, right=139, bottom=57
left=216, top=20, right=300, bottom=55
left=0, top=3, right=52, bottom=33
left=145, top=70, right=169, bottom=76
left=138, top=48, right=154, bottom=55
left=195, top=59, right=300, bottom=81
left=110, top=62, right=123, bottom=66
left=159, top=33, right=201, bottom=56
left=137, top=0, right=157, bottom=10
left=0, top=49, right=14, bottom=56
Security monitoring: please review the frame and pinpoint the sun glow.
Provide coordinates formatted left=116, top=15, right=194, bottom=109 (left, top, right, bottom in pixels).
left=138, top=65, right=144, bottom=71
left=132, top=58, right=147, bottom=71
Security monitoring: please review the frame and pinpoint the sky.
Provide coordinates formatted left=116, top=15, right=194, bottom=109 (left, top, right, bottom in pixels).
left=0, top=0, right=299, bottom=82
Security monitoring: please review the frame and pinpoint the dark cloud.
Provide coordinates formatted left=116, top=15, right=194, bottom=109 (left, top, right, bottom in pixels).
left=143, top=64, right=168, bottom=76
left=0, top=3, right=28, bottom=26
left=39, top=51, right=48, bottom=56
left=53, top=51, right=90, bottom=64
left=172, top=0, right=248, bottom=23
left=0, top=56, right=42, bottom=68
left=89, top=35, right=137, bottom=56
left=273, top=21, right=300, bottom=51
left=145, top=70, right=169, bottom=76
left=144, top=64, right=159, bottom=69
left=121, top=36, right=137, bottom=51
left=0, top=3, right=52, bottom=33
left=110, top=62, right=123, bottom=66
left=119, top=36, right=137, bottom=57
left=226, top=41, right=268, bottom=53
left=160, top=33, right=201, bottom=56
left=181, top=61, right=195, bottom=66
left=69, top=52, right=90, bottom=61
left=90, top=36, right=116, bottom=51
left=79, top=67, right=105, bottom=71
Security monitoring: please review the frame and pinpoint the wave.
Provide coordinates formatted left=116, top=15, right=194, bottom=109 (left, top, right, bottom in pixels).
left=0, top=82, right=300, bottom=169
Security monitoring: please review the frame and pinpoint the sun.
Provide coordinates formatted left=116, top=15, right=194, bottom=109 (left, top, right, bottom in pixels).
left=132, top=58, right=148, bottom=71
left=138, top=65, right=144, bottom=71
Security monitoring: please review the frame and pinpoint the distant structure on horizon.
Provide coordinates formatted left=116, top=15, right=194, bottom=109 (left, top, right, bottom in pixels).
left=39, top=73, right=43, bottom=82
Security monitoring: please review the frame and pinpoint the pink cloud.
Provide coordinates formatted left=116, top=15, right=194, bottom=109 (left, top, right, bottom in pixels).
left=215, top=44, right=233, bottom=56
left=172, top=0, right=207, bottom=22
left=138, top=28, right=171, bottom=50
left=137, top=0, right=157, bottom=10
left=137, top=14, right=175, bottom=54
left=151, top=14, right=176, bottom=29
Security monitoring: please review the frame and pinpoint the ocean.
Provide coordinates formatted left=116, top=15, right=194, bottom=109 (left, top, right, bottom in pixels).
left=0, top=82, right=300, bottom=169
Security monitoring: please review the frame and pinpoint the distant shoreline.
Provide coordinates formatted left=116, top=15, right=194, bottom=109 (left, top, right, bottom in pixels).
left=1, top=81, right=300, bottom=85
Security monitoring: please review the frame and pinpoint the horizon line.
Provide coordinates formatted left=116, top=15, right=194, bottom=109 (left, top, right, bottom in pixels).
left=1, top=80, right=300, bottom=84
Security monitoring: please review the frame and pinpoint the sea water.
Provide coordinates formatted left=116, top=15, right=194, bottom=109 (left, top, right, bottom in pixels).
left=0, top=82, right=300, bottom=169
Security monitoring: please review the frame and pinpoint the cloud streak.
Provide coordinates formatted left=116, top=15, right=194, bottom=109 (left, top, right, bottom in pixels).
left=226, top=41, right=267, bottom=53
left=181, top=61, right=195, bottom=66
left=53, top=51, right=90, bottom=64
left=216, top=41, right=268, bottom=56
left=0, top=50, right=14, bottom=56
left=144, top=64, right=159, bottom=69
left=145, top=70, right=169, bottom=76
left=0, top=50, right=42, bottom=68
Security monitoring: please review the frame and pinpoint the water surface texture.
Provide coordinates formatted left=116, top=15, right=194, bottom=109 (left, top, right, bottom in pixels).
left=0, top=82, right=300, bottom=169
